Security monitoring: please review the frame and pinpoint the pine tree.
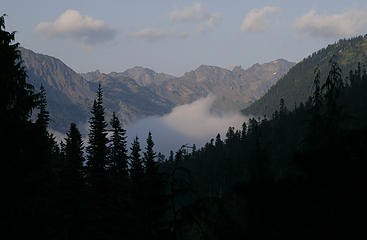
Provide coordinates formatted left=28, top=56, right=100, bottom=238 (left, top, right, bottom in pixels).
left=279, top=98, right=287, bottom=116
left=86, top=84, right=108, bottom=188
left=312, top=66, right=322, bottom=112
left=241, top=122, right=247, bottom=142
left=35, top=84, right=49, bottom=132
left=215, top=133, right=223, bottom=148
left=0, top=14, right=37, bottom=123
left=64, top=123, right=85, bottom=188
left=321, top=57, right=344, bottom=132
left=1, top=15, right=51, bottom=238
left=108, top=112, right=128, bottom=177
left=144, top=131, right=156, bottom=177
left=129, top=136, right=144, bottom=183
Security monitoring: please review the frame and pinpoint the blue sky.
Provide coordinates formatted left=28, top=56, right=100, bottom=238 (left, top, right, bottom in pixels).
left=3, top=0, right=367, bottom=75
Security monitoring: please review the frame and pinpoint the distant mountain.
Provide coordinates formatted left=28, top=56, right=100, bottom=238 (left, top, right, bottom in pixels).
left=109, top=66, right=175, bottom=86
left=150, top=59, right=295, bottom=113
left=242, top=35, right=367, bottom=117
left=20, top=48, right=173, bottom=132
left=20, top=47, right=94, bottom=132
left=87, top=73, right=173, bottom=124
left=20, top=47, right=294, bottom=133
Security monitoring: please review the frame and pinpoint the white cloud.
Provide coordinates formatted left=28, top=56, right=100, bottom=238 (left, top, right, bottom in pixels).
left=128, top=28, right=188, bottom=41
left=34, top=9, right=116, bottom=45
left=170, top=3, right=206, bottom=22
left=162, top=95, right=246, bottom=138
left=128, top=28, right=166, bottom=40
left=294, top=9, right=367, bottom=38
left=197, top=13, right=223, bottom=33
left=170, top=3, right=222, bottom=33
left=241, top=6, right=280, bottom=33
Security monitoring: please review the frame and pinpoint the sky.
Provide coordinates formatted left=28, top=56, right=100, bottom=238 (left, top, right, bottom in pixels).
left=3, top=0, right=367, bottom=76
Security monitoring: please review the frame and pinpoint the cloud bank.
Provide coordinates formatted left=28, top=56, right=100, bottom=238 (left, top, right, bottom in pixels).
left=34, top=9, right=116, bottom=45
left=127, top=95, right=248, bottom=154
left=128, top=28, right=188, bottom=41
left=241, top=6, right=280, bottom=33
left=294, top=9, right=367, bottom=38
left=170, top=3, right=222, bottom=33
left=161, top=95, right=245, bottom=138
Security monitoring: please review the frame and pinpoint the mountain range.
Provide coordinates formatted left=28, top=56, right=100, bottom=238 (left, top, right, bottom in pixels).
left=20, top=47, right=294, bottom=132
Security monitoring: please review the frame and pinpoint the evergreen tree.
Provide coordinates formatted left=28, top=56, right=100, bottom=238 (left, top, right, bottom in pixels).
left=86, top=84, right=108, bottom=188
left=215, top=133, right=223, bottom=148
left=63, top=123, right=85, bottom=188
left=312, top=66, right=322, bottom=111
left=108, top=112, right=128, bottom=177
left=279, top=98, right=287, bottom=116
left=0, top=14, right=37, bottom=123
left=60, top=123, right=85, bottom=238
left=129, top=136, right=144, bottom=184
left=1, top=15, right=52, bottom=238
left=322, top=57, right=343, bottom=110
left=241, top=122, right=247, bottom=142
left=321, top=57, right=344, bottom=132
left=144, top=131, right=156, bottom=177
left=35, top=84, right=49, bottom=132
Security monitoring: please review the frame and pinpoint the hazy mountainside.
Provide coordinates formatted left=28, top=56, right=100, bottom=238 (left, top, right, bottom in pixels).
left=109, top=66, right=175, bottom=86
left=150, top=59, right=295, bottom=113
left=20, top=47, right=294, bottom=133
left=243, top=35, right=367, bottom=117
left=20, top=47, right=94, bottom=131
left=20, top=48, right=173, bottom=132
left=87, top=73, right=173, bottom=124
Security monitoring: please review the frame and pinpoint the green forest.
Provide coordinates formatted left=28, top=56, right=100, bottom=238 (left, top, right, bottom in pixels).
left=2, top=15, right=367, bottom=240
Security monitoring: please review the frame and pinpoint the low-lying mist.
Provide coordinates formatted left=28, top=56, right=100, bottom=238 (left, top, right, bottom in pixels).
left=51, top=95, right=249, bottom=156
left=126, top=95, right=248, bottom=155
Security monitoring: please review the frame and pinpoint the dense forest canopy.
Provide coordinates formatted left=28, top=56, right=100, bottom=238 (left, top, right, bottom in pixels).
left=2, top=15, right=367, bottom=239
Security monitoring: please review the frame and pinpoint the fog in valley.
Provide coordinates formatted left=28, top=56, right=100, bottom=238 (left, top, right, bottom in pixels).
left=126, top=95, right=248, bottom=155
left=50, top=96, right=248, bottom=156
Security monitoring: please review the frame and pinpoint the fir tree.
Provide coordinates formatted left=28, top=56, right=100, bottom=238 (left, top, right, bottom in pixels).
left=241, top=122, right=247, bottom=142
left=64, top=123, right=85, bottom=188
left=215, top=133, right=223, bottom=148
left=312, top=66, right=322, bottom=112
left=108, top=112, right=128, bottom=177
left=86, top=84, right=108, bottom=187
left=144, top=131, right=156, bottom=177
left=0, top=14, right=37, bottom=123
left=129, top=136, right=144, bottom=184
left=35, top=84, right=49, bottom=132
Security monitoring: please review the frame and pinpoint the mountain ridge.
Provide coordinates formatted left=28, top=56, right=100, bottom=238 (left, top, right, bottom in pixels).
left=20, top=47, right=295, bottom=132
left=242, top=35, right=367, bottom=117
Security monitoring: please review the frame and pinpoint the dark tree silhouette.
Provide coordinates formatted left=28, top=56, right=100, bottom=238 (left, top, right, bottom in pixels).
left=0, top=14, right=37, bottom=123
left=63, top=123, right=85, bottom=188
left=86, top=83, right=108, bottom=189
left=108, top=112, right=128, bottom=177
left=35, top=84, right=49, bottom=132
left=144, top=131, right=156, bottom=177
left=129, top=136, right=144, bottom=184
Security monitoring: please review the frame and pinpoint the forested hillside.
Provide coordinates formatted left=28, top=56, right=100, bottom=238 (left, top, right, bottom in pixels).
left=243, top=35, right=367, bottom=117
